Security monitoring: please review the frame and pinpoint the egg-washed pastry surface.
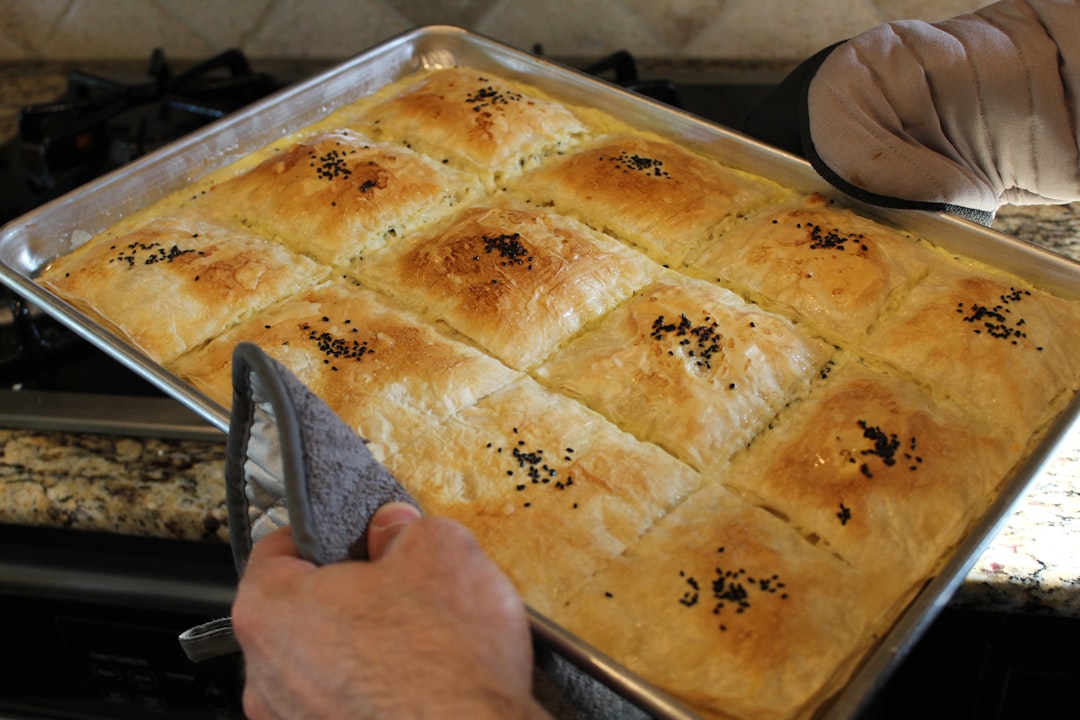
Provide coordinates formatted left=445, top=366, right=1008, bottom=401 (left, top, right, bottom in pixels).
left=37, top=214, right=329, bottom=363
left=168, top=280, right=520, bottom=460
left=536, top=275, right=833, bottom=471
left=384, top=377, right=703, bottom=616
left=355, top=201, right=661, bottom=370
left=690, top=193, right=931, bottom=346
left=558, top=480, right=896, bottom=720
left=723, top=360, right=1026, bottom=600
left=509, top=133, right=787, bottom=266
left=344, top=66, right=590, bottom=188
left=198, top=129, right=482, bottom=265
left=31, top=60, right=1080, bottom=720
left=861, top=256, right=1080, bottom=439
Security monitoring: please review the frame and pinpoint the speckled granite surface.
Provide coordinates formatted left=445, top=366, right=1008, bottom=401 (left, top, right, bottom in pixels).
left=0, top=429, right=229, bottom=543
left=0, top=63, right=1078, bottom=618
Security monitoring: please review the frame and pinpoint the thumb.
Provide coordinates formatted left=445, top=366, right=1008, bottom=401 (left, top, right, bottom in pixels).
left=367, top=502, right=422, bottom=560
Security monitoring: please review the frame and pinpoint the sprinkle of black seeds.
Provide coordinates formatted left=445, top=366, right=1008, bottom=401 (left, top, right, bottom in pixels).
left=464, top=83, right=524, bottom=112
left=802, top=221, right=870, bottom=253
left=311, top=148, right=353, bottom=181
left=650, top=313, right=724, bottom=370
left=479, top=232, right=531, bottom=269
left=837, top=503, right=852, bottom=525
left=301, top=318, right=375, bottom=364
left=852, top=418, right=922, bottom=477
left=599, top=150, right=671, bottom=178
left=677, top=550, right=788, bottom=631
left=487, top=431, right=575, bottom=501
left=108, top=241, right=202, bottom=269
left=956, top=288, right=1039, bottom=348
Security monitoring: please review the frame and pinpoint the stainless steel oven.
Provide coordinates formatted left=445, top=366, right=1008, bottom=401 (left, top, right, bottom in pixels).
left=1, top=523, right=240, bottom=719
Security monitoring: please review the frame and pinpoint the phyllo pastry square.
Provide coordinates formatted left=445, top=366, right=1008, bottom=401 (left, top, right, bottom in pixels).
left=536, top=275, right=833, bottom=471
left=509, top=133, right=786, bottom=266
left=861, top=259, right=1080, bottom=438
left=690, top=193, right=930, bottom=345
left=199, top=129, right=481, bottom=265
left=167, top=280, right=519, bottom=460
left=37, top=214, right=328, bottom=364
left=723, top=361, right=1025, bottom=598
left=383, top=377, right=703, bottom=615
left=557, top=480, right=893, bottom=720
left=355, top=201, right=661, bottom=370
left=347, top=66, right=589, bottom=188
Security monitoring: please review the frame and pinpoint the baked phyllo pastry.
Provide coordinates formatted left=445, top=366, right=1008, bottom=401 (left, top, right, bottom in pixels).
left=690, top=193, right=930, bottom=345
left=354, top=201, right=661, bottom=370
left=199, top=129, right=481, bottom=265
left=346, top=66, right=589, bottom=188
left=557, top=480, right=893, bottom=720
left=384, top=377, right=702, bottom=616
left=536, top=275, right=832, bottom=471
left=167, top=280, right=519, bottom=460
left=722, top=360, right=1024, bottom=599
left=861, top=258, right=1080, bottom=439
left=36, top=214, right=328, bottom=364
left=509, top=132, right=785, bottom=266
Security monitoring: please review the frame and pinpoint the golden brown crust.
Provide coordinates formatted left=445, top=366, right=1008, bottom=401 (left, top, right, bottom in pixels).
left=37, top=214, right=328, bottom=363
left=510, top=133, right=785, bottom=265
left=536, top=275, right=832, bottom=471
left=862, top=259, right=1080, bottom=437
left=168, top=280, right=519, bottom=460
left=384, top=377, right=702, bottom=615
left=200, top=130, right=481, bottom=265
left=355, top=200, right=660, bottom=369
left=724, top=361, right=1025, bottom=597
left=691, top=193, right=930, bottom=345
left=557, top=480, right=891, bottom=720
left=350, top=66, right=589, bottom=186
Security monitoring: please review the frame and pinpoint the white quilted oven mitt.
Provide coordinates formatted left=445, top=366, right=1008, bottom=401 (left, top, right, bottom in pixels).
left=744, top=0, right=1080, bottom=224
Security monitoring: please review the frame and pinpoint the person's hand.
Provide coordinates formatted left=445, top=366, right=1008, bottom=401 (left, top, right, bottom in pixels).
left=231, top=502, right=551, bottom=720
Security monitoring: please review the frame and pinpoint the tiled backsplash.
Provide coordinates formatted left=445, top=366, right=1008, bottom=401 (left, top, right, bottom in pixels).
left=0, top=0, right=987, bottom=63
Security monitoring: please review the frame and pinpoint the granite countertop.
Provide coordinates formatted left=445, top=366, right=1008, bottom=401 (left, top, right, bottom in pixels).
left=0, top=62, right=1078, bottom=618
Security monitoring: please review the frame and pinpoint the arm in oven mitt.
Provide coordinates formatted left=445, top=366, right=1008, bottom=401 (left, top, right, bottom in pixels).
left=743, top=0, right=1080, bottom=225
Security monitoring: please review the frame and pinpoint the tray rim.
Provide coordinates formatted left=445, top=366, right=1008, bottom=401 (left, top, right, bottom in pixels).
left=1, top=24, right=1078, bottom=720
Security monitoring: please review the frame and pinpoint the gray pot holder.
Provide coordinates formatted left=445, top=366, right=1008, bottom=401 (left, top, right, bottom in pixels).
left=177, top=342, right=661, bottom=719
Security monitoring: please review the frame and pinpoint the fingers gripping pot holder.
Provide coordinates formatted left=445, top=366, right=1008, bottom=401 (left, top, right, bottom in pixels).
left=177, top=342, right=650, bottom=720
left=177, top=341, right=418, bottom=661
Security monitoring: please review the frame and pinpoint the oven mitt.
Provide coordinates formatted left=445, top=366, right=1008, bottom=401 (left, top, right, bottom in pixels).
left=743, top=0, right=1080, bottom=226
left=177, top=342, right=657, bottom=719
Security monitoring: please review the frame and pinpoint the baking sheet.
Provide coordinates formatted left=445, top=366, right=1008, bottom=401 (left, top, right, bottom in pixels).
left=2, top=25, right=1078, bottom=719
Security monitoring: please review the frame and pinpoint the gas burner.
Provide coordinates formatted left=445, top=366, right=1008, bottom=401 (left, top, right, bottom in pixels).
left=534, top=47, right=681, bottom=108
left=0, top=49, right=281, bottom=390
left=19, top=48, right=279, bottom=198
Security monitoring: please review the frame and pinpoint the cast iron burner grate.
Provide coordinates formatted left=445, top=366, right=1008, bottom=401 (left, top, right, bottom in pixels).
left=536, top=46, right=681, bottom=108
left=20, top=47, right=278, bottom=200
left=0, top=49, right=281, bottom=391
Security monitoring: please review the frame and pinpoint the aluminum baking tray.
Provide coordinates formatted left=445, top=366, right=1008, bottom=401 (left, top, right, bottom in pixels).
left=2, top=25, right=1079, bottom=720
